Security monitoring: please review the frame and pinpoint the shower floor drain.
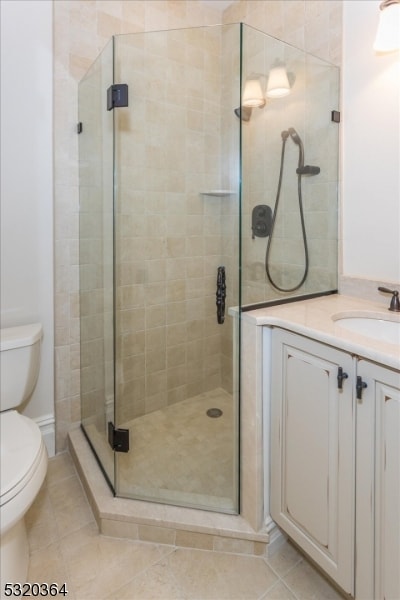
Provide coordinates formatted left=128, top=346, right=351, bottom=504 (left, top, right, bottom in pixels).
left=206, top=408, right=223, bottom=418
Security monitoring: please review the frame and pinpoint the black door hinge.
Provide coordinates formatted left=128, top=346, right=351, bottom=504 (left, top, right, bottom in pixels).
left=77, top=122, right=83, bottom=134
left=108, top=422, right=130, bottom=452
left=331, top=110, right=340, bottom=123
left=107, top=83, right=128, bottom=111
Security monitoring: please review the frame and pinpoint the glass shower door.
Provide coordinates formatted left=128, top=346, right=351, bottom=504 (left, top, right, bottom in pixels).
left=79, top=39, right=116, bottom=489
left=112, top=25, right=241, bottom=513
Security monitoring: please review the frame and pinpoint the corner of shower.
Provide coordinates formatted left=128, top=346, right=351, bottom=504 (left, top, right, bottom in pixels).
left=77, top=21, right=339, bottom=521
left=78, top=23, right=243, bottom=516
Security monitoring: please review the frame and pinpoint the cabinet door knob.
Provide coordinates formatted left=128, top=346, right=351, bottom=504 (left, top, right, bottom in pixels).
left=337, top=366, right=348, bottom=389
left=356, top=375, right=368, bottom=400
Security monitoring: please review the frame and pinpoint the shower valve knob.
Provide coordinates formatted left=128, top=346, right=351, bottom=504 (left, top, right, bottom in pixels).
left=253, top=222, right=267, bottom=236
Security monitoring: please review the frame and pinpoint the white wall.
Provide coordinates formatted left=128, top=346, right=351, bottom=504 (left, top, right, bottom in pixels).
left=0, top=0, right=55, bottom=454
left=342, top=0, right=400, bottom=284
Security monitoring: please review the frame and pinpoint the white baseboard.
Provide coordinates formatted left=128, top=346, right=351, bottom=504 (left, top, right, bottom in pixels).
left=34, top=413, right=55, bottom=457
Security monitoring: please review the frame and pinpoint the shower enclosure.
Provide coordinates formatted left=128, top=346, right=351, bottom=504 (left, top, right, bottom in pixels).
left=78, top=23, right=339, bottom=515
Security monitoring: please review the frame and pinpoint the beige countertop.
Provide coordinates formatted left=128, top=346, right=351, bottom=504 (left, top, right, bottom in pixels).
left=242, top=294, right=400, bottom=371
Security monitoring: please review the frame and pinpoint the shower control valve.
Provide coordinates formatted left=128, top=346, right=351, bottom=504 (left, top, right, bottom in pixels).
left=251, top=205, right=272, bottom=239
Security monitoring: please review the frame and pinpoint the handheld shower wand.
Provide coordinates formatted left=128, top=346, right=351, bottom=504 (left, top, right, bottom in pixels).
left=288, top=127, right=320, bottom=175
left=265, top=127, right=320, bottom=292
left=288, top=127, right=304, bottom=169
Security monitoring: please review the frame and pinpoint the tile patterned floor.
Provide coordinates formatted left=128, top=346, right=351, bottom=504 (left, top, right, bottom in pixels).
left=25, top=453, right=345, bottom=600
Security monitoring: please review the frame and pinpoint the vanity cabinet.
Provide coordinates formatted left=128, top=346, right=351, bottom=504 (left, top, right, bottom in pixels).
left=270, top=329, right=355, bottom=594
left=356, top=360, right=400, bottom=600
left=270, top=328, right=400, bottom=599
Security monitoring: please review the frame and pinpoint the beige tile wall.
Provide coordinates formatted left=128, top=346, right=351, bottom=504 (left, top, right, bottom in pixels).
left=113, top=26, right=240, bottom=423
left=54, top=0, right=231, bottom=450
left=224, top=2, right=342, bottom=307
left=54, top=0, right=342, bottom=451
left=240, top=29, right=340, bottom=305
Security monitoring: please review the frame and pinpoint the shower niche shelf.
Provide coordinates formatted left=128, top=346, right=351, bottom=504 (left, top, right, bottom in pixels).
left=200, top=190, right=235, bottom=197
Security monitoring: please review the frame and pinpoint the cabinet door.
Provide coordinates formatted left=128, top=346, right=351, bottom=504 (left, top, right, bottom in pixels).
left=356, top=360, right=400, bottom=600
left=270, top=329, right=355, bottom=594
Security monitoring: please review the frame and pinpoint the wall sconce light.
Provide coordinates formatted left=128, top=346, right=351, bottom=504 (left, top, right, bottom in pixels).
left=234, top=64, right=295, bottom=121
left=373, top=0, right=400, bottom=53
left=234, top=76, right=265, bottom=121
left=242, top=77, right=266, bottom=108
left=266, top=61, right=295, bottom=99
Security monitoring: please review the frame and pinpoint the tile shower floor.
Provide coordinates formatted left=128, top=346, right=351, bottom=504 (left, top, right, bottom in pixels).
left=25, top=453, right=346, bottom=600
left=86, top=388, right=236, bottom=511
left=118, top=388, right=236, bottom=510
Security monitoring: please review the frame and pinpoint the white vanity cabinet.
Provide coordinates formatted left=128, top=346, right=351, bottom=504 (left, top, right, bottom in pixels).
left=356, top=360, right=400, bottom=600
left=270, top=327, right=400, bottom=599
left=270, top=328, right=355, bottom=594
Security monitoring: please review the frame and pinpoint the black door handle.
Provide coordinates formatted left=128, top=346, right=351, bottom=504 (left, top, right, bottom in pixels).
left=356, top=375, right=368, bottom=400
left=337, top=366, right=348, bottom=389
left=216, top=266, right=226, bottom=324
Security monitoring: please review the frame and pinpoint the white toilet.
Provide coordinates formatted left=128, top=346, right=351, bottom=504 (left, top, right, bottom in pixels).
left=0, top=323, right=48, bottom=587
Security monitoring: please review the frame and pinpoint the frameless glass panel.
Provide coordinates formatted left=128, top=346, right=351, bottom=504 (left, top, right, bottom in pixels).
left=241, top=25, right=339, bottom=306
left=78, top=22, right=339, bottom=516
left=79, top=39, right=115, bottom=489
left=112, top=24, right=241, bottom=513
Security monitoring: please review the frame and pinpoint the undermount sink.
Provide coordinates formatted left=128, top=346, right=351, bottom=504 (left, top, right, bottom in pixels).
left=333, top=313, right=400, bottom=345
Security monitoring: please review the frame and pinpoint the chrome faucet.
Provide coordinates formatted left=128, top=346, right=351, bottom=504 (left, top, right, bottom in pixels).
left=378, top=287, right=400, bottom=312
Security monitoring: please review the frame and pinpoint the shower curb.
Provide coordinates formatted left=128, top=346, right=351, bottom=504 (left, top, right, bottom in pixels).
left=68, top=428, right=272, bottom=557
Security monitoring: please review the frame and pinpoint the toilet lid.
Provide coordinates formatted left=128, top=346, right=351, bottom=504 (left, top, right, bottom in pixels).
left=0, top=411, right=44, bottom=505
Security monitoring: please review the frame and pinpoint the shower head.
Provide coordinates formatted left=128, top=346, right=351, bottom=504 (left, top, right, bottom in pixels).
left=288, top=127, right=302, bottom=146
left=288, top=127, right=304, bottom=168
left=281, top=130, right=290, bottom=141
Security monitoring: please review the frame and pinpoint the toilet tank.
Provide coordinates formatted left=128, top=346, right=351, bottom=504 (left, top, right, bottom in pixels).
left=0, top=323, right=43, bottom=411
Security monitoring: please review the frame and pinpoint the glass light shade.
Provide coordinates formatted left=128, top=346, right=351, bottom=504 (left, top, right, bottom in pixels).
left=242, top=78, right=265, bottom=108
left=373, top=2, right=400, bottom=52
left=266, top=65, right=291, bottom=98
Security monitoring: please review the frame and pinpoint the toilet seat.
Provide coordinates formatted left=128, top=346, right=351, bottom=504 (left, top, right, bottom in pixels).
left=0, top=411, right=47, bottom=533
